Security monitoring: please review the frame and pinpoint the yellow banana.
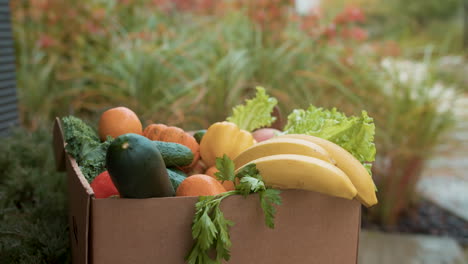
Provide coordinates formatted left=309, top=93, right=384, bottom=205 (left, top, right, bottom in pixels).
left=277, top=134, right=378, bottom=207
left=236, top=154, right=357, bottom=200
left=233, top=138, right=335, bottom=169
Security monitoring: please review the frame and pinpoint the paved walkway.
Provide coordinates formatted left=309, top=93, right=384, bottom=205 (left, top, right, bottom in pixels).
left=359, top=231, right=466, bottom=264
left=417, top=96, right=468, bottom=221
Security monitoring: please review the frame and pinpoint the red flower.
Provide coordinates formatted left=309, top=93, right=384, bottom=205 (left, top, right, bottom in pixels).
left=322, top=24, right=337, bottom=39
left=342, top=27, right=368, bottom=41
left=85, top=22, right=104, bottom=35
left=300, top=12, right=320, bottom=31
left=334, top=6, right=365, bottom=24
left=37, top=34, right=57, bottom=49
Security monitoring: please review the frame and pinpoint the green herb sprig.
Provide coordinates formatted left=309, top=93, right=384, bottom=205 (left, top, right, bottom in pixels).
left=186, top=155, right=282, bottom=264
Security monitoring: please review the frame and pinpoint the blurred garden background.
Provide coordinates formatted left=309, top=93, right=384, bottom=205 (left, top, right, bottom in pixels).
left=1, top=0, right=467, bottom=263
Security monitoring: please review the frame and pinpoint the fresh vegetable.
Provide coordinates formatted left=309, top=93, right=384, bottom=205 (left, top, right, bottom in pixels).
left=143, top=124, right=200, bottom=168
left=62, top=116, right=112, bottom=182
left=167, top=168, right=187, bottom=191
left=106, top=133, right=174, bottom=198
left=233, top=137, right=334, bottom=169
left=199, top=121, right=255, bottom=167
left=90, top=171, right=119, bottom=198
left=192, top=129, right=206, bottom=144
left=226, top=86, right=278, bottom=132
left=278, top=134, right=378, bottom=207
left=205, top=166, right=235, bottom=191
left=98, top=106, right=142, bottom=141
left=252, top=128, right=281, bottom=142
left=154, top=141, right=194, bottom=167
left=283, top=105, right=376, bottom=170
left=185, top=155, right=281, bottom=264
left=176, top=174, right=227, bottom=197
left=235, top=154, right=357, bottom=200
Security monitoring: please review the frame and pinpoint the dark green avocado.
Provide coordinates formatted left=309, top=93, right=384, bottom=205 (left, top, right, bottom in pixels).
left=106, top=133, right=174, bottom=198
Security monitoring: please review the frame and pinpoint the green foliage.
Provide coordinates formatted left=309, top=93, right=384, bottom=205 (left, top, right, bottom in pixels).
left=364, top=0, right=464, bottom=52
left=227, top=87, right=278, bottom=132
left=284, top=106, right=376, bottom=166
left=187, top=156, right=281, bottom=263
left=0, top=127, right=70, bottom=263
left=386, top=0, right=461, bottom=25
left=62, top=116, right=110, bottom=182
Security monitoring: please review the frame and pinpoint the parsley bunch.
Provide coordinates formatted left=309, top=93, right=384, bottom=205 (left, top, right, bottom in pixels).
left=186, top=155, right=282, bottom=264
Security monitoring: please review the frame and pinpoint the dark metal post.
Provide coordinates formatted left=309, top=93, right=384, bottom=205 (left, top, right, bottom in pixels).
left=0, top=0, right=20, bottom=136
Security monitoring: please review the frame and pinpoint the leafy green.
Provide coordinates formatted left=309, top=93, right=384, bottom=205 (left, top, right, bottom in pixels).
left=62, top=116, right=112, bottom=182
left=226, top=86, right=278, bottom=132
left=260, top=189, right=282, bottom=228
left=284, top=105, right=376, bottom=170
left=214, top=154, right=236, bottom=182
left=186, top=156, right=282, bottom=264
left=78, top=139, right=113, bottom=183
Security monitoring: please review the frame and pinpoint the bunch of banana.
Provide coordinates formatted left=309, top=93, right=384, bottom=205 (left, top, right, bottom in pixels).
left=233, top=134, right=378, bottom=207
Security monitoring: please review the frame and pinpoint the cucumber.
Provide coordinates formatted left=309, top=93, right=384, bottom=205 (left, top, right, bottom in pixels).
left=106, top=133, right=174, bottom=198
left=193, top=129, right=206, bottom=144
left=153, top=141, right=194, bottom=167
left=167, top=168, right=187, bottom=191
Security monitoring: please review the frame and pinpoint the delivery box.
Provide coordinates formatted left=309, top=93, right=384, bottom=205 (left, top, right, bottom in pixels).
left=53, top=118, right=361, bottom=264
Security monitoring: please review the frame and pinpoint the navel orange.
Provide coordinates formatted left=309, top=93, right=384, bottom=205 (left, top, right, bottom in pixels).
left=176, top=174, right=227, bottom=196
left=98, top=107, right=142, bottom=141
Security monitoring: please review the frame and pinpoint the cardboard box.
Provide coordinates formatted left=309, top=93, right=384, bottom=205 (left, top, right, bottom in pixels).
left=53, top=118, right=361, bottom=264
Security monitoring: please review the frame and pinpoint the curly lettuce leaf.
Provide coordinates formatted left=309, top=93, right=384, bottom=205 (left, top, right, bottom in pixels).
left=284, top=105, right=376, bottom=168
left=227, top=86, right=278, bottom=132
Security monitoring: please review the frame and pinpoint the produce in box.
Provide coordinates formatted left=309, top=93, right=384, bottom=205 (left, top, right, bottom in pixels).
left=60, top=86, right=377, bottom=264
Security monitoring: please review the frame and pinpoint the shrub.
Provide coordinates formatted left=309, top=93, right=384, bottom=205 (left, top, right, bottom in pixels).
left=0, top=126, right=70, bottom=263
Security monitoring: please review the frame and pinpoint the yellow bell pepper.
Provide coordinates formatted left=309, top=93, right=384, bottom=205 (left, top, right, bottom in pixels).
left=200, top=121, right=255, bottom=167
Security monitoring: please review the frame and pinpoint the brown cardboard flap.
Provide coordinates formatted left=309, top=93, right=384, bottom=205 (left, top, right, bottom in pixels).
left=66, top=156, right=92, bottom=264
left=90, top=191, right=360, bottom=264
left=53, top=117, right=66, bottom=172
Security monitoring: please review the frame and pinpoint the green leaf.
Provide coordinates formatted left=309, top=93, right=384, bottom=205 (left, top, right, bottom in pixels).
left=235, top=163, right=260, bottom=180
left=186, top=159, right=281, bottom=264
left=214, top=155, right=236, bottom=182
left=284, top=105, right=376, bottom=170
left=236, top=176, right=265, bottom=196
left=226, top=86, right=278, bottom=132
left=213, top=207, right=233, bottom=261
left=259, top=189, right=282, bottom=228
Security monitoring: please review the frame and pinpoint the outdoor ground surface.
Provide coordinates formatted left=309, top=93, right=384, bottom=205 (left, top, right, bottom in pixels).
left=418, top=95, right=468, bottom=223
left=360, top=94, right=468, bottom=264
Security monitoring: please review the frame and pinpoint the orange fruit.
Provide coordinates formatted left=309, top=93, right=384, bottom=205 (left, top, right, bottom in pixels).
left=98, top=107, right=142, bottom=141
left=176, top=174, right=227, bottom=196
left=205, top=166, right=235, bottom=191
